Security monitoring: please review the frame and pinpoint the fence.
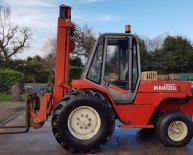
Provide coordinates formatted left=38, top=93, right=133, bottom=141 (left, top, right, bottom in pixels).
left=141, top=71, right=157, bottom=80
left=142, top=71, right=193, bottom=81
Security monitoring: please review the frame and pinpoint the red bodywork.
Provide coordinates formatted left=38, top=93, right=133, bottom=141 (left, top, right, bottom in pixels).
left=71, top=79, right=193, bottom=128
left=28, top=4, right=193, bottom=129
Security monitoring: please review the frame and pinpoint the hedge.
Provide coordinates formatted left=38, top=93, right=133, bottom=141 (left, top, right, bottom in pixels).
left=0, top=67, right=83, bottom=90
left=0, top=70, right=24, bottom=91
left=69, top=66, right=84, bottom=82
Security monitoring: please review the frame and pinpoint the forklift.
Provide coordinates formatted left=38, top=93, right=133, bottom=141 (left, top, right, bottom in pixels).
left=1, top=4, right=193, bottom=153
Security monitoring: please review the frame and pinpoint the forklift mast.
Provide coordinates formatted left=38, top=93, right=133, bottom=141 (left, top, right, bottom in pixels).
left=0, top=5, right=75, bottom=133
left=54, top=4, right=75, bottom=108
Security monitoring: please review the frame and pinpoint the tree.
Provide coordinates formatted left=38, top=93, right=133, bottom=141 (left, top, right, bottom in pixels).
left=73, top=24, right=96, bottom=60
left=137, top=37, right=153, bottom=71
left=143, top=34, right=165, bottom=52
left=33, top=55, right=42, bottom=61
left=40, top=38, right=56, bottom=82
left=0, top=0, right=10, bottom=23
left=0, top=24, right=32, bottom=62
left=152, top=35, right=193, bottom=74
left=27, top=56, right=33, bottom=62
left=0, top=56, right=49, bottom=83
left=40, top=24, right=95, bottom=81
left=69, top=57, right=83, bottom=67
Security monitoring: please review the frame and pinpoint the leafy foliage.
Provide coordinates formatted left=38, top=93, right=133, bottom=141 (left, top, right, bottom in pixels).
left=0, top=55, right=84, bottom=84
left=153, top=36, right=193, bottom=73
left=69, top=66, right=84, bottom=82
left=69, top=57, right=83, bottom=67
left=1, top=56, right=49, bottom=83
left=0, top=69, right=24, bottom=91
left=139, top=35, right=193, bottom=74
left=138, top=37, right=153, bottom=71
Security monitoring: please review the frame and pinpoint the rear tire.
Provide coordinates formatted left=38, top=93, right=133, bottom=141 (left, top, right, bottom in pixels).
left=51, top=90, right=115, bottom=153
left=156, top=112, right=193, bottom=147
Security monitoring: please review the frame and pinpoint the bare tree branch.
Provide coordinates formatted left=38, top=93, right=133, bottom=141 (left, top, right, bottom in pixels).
left=40, top=24, right=95, bottom=81
left=40, top=38, right=56, bottom=81
left=72, top=24, right=96, bottom=61
left=0, top=23, right=32, bottom=61
left=142, top=34, right=167, bottom=52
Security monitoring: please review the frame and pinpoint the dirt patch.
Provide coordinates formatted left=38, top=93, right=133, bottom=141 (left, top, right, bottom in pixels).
left=0, top=102, right=25, bottom=124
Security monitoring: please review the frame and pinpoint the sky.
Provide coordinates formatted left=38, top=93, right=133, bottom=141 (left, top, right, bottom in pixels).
left=5, top=0, right=193, bottom=59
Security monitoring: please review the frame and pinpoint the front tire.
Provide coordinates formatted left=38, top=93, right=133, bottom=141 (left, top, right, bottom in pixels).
left=156, top=112, right=193, bottom=147
left=51, top=90, right=115, bottom=153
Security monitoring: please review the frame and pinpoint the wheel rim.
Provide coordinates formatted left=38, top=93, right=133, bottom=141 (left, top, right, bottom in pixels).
left=68, top=106, right=101, bottom=140
left=168, top=121, right=188, bottom=141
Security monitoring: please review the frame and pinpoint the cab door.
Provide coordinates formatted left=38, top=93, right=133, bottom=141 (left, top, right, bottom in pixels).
left=102, top=35, right=140, bottom=104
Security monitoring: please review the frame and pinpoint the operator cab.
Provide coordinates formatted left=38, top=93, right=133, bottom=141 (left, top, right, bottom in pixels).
left=83, top=31, right=141, bottom=104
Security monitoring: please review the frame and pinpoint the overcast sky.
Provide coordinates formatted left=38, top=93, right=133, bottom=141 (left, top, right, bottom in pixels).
left=5, top=0, right=193, bottom=59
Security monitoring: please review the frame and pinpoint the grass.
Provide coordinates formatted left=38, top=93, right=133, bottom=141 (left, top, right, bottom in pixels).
left=0, top=92, right=28, bottom=102
left=0, top=92, right=11, bottom=101
left=0, top=83, right=48, bottom=102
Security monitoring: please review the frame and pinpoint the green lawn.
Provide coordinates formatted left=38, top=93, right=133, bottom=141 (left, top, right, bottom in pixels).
left=0, top=92, right=11, bottom=101
left=0, top=92, right=28, bottom=102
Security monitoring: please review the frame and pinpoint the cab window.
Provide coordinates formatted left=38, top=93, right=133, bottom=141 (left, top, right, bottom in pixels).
left=87, top=38, right=104, bottom=84
left=104, top=38, right=129, bottom=89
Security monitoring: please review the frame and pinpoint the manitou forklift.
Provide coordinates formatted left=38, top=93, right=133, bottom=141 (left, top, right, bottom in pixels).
left=1, top=4, right=193, bottom=153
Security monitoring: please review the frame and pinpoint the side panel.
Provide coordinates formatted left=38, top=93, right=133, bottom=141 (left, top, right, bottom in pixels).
left=113, top=104, right=156, bottom=125
left=179, top=98, right=193, bottom=117
left=115, top=92, right=187, bottom=125
left=72, top=79, right=193, bottom=125
left=138, top=80, right=192, bottom=97
left=72, top=79, right=157, bottom=125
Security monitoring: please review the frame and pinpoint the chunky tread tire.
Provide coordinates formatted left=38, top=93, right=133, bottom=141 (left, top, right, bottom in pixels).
left=51, top=90, right=115, bottom=153
left=156, top=112, right=193, bottom=147
left=156, top=112, right=170, bottom=140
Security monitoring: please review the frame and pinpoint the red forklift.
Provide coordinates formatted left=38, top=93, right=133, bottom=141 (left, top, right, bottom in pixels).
left=1, top=4, right=193, bottom=153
